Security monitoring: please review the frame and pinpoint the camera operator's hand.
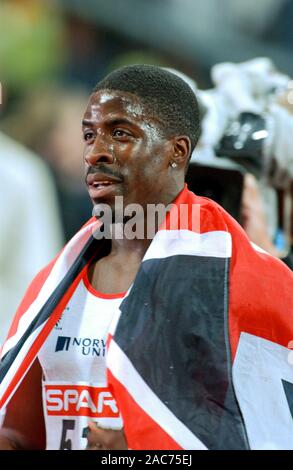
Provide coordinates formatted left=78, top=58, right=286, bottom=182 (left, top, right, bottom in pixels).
left=241, top=173, right=282, bottom=258
left=276, top=90, right=293, bottom=115
left=265, top=91, right=293, bottom=187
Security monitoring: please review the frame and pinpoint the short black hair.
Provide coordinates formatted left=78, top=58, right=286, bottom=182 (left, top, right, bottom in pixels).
left=94, top=64, right=201, bottom=153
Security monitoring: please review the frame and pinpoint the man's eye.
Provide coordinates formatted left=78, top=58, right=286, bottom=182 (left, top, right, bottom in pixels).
left=83, top=131, right=94, bottom=141
left=113, top=129, right=131, bottom=138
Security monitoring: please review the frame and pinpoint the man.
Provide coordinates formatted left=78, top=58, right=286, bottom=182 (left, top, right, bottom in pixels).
left=0, top=65, right=292, bottom=450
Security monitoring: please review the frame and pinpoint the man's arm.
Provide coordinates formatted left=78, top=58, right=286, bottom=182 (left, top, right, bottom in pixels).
left=0, top=358, right=46, bottom=450
left=86, top=421, right=128, bottom=450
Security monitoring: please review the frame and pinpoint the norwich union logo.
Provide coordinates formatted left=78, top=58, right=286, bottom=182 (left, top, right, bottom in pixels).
left=55, top=336, right=106, bottom=356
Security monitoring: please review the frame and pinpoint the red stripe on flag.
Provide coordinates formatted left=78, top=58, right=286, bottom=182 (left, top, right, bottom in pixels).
left=0, top=265, right=87, bottom=409
left=107, top=369, right=182, bottom=450
left=2, top=217, right=97, bottom=347
left=226, top=212, right=293, bottom=361
left=160, top=186, right=228, bottom=234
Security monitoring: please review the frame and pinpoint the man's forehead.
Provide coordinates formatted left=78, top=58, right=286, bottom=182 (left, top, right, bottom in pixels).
left=83, top=89, right=146, bottom=119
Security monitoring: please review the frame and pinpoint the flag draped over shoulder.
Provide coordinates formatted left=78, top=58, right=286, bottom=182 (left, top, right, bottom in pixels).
left=1, top=185, right=293, bottom=449
left=106, top=186, right=293, bottom=450
left=0, top=218, right=102, bottom=411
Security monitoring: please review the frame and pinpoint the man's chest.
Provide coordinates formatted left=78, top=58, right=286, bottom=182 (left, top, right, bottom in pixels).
left=88, top=256, right=141, bottom=294
left=38, top=279, right=123, bottom=381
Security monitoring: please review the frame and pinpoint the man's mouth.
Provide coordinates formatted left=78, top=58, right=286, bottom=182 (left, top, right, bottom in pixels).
left=86, top=172, right=122, bottom=185
left=91, top=180, right=115, bottom=189
left=86, top=173, right=123, bottom=198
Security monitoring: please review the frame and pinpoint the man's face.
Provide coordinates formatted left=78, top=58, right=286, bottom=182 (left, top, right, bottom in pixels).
left=82, top=90, right=179, bottom=215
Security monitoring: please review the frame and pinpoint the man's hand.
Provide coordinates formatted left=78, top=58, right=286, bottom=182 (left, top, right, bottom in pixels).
left=86, top=420, right=128, bottom=450
left=0, top=427, right=32, bottom=450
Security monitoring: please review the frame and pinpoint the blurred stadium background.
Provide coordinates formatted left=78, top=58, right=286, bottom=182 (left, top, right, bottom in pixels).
left=0, top=0, right=293, bottom=341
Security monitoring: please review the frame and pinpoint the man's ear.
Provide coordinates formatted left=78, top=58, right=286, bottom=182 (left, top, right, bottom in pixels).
left=171, top=136, right=191, bottom=168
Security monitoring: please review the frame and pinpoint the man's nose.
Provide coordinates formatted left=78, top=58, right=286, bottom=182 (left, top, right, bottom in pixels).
left=84, top=139, right=114, bottom=166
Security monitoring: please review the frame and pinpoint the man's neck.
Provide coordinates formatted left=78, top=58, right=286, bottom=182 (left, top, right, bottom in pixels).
left=104, top=183, right=186, bottom=258
left=110, top=233, right=152, bottom=259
